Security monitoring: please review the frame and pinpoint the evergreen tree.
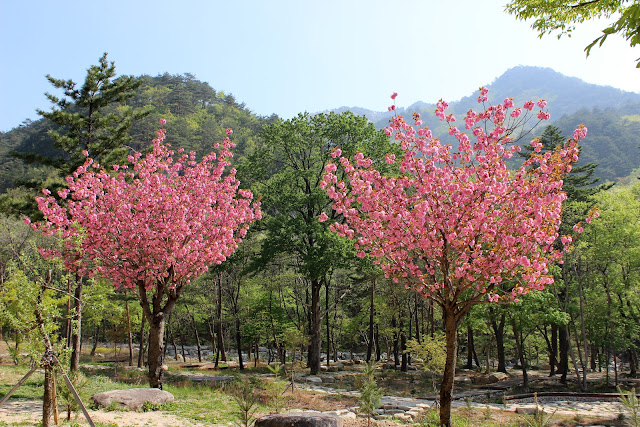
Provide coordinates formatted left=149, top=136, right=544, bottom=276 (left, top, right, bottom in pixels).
left=4, top=52, right=151, bottom=219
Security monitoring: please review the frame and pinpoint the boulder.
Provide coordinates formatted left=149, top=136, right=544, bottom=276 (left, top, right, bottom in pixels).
left=91, top=388, right=174, bottom=411
left=488, top=372, right=509, bottom=382
left=256, top=413, right=343, bottom=427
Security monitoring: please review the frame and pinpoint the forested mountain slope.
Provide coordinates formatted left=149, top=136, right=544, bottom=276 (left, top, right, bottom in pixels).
left=331, top=66, right=640, bottom=182
left=0, top=73, right=274, bottom=194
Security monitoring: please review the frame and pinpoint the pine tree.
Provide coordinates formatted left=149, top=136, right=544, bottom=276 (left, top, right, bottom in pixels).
left=5, top=52, right=150, bottom=219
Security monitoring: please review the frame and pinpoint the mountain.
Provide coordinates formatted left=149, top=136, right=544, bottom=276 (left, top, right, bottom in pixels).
left=330, top=66, right=640, bottom=182
left=0, top=73, right=273, bottom=197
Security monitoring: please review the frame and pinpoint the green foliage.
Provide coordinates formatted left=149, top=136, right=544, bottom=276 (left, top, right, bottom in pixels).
left=417, top=408, right=470, bottom=427
left=264, top=364, right=290, bottom=413
left=141, top=400, right=178, bottom=412
left=58, top=371, right=88, bottom=420
left=358, top=361, right=382, bottom=425
left=230, top=377, right=260, bottom=427
left=3, top=53, right=150, bottom=218
left=505, top=0, right=640, bottom=67
left=405, top=334, right=446, bottom=373
left=618, top=387, right=640, bottom=427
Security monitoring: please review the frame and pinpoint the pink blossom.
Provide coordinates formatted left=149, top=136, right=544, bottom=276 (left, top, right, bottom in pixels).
left=318, top=212, right=329, bottom=222
left=320, top=87, right=584, bottom=314
left=391, top=92, right=398, bottom=100
left=159, top=118, right=167, bottom=125
left=226, top=128, right=233, bottom=135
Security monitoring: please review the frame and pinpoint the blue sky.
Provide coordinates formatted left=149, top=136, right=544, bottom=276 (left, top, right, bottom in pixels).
left=1, top=0, right=639, bottom=132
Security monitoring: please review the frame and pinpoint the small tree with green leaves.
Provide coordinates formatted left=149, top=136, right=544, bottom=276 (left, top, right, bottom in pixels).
left=358, top=361, right=382, bottom=426
left=405, top=333, right=446, bottom=393
left=618, top=387, right=640, bottom=427
left=231, top=377, right=260, bottom=427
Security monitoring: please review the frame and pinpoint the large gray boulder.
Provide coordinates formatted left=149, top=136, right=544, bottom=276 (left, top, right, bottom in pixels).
left=256, top=413, right=342, bottom=427
left=91, top=388, right=174, bottom=411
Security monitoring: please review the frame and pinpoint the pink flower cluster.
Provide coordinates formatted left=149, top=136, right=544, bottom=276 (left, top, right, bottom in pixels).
left=321, top=89, right=585, bottom=304
left=32, top=122, right=261, bottom=291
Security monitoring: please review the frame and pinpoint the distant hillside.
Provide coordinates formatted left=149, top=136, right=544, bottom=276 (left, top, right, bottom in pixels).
left=329, top=66, right=640, bottom=182
left=0, top=74, right=273, bottom=194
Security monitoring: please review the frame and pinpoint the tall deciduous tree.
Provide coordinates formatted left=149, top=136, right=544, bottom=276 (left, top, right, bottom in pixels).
left=31, top=122, right=260, bottom=387
left=241, top=112, right=399, bottom=375
left=321, top=90, right=586, bottom=426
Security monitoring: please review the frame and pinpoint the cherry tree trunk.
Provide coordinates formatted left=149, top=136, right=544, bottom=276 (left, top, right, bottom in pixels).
left=147, top=314, right=166, bottom=388
left=439, top=305, right=458, bottom=427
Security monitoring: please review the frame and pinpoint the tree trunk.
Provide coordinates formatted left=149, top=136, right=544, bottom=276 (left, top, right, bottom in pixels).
left=512, top=320, right=528, bottom=391
left=308, top=278, right=322, bottom=375
left=70, top=277, right=83, bottom=372
left=439, top=305, right=458, bottom=427
left=400, top=318, right=407, bottom=372
left=137, top=315, right=146, bottom=368
left=125, top=299, right=134, bottom=366
left=550, top=324, right=558, bottom=376
left=558, top=325, right=569, bottom=384
left=466, top=326, right=475, bottom=369
left=147, top=314, right=166, bottom=388
left=42, top=366, right=53, bottom=427
left=491, top=313, right=506, bottom=373
left=325, top=282, right=330, bottom=368
left=186, top=305, right=202, bottom=363
left=392, top=316, right=400, bottom=368
left=235, top=316, right=244, bottom=370
left=215, top=273, right=226, bottom=365
left=65, top=276, right=72, bottom=348
left=366, top=278, right=375, bottom=362
left=90, top=322, right=101, bottom=357
left=137, top=279, right=180, bottom=389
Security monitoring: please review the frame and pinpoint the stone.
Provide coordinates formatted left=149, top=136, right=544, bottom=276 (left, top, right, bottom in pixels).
left=488, top=372, right=509, bottom=382
left=341, top=412, right=357, bottom=420
left=304, top=376, right=323, bottom=383
left=454, top=376, right=472, bottom=384
left=256, top=413, right=343, bottom=427
left=176, top=354, right=184, bottom=362
left=91, top=388, right=174, bottom=411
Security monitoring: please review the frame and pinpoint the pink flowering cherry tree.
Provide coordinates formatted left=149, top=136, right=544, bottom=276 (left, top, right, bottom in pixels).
left=32, top=122, right=261, bottom=388
left=320, top=90, right=586, bottom=426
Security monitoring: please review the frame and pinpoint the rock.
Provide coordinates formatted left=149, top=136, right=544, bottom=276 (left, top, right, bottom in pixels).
left=341, top=412, right=356, bottom=420
left=91, top=388, right=174, bottom=411
left=335, top=363, right=344, bottom=370
left=161, top=364, right=169, bottom=372
left=471, top=375, right=491, bottom=385
left=373, top=414, right=389, bottom=420
left=256, top=413, right=343, bottom=427
left=304, top=376, right=323, bottom=383
left=176, top=354, right=184, bottom=362
left=454, top=376, right=471, bottom=384
left=488, top=372, right=509, bottom=382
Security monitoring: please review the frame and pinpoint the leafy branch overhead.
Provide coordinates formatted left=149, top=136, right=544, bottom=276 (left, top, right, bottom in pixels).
left=505, top=0, right=640, bottom=67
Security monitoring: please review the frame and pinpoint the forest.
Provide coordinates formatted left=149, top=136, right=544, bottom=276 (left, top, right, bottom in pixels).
left=1, top=54, right=639, bottom=427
